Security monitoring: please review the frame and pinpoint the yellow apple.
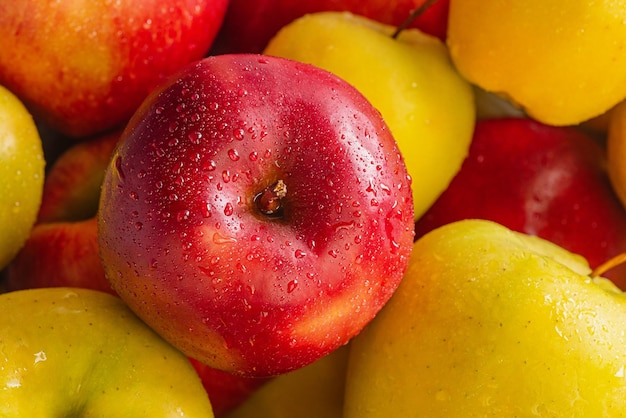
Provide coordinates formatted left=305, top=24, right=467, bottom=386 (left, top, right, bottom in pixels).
left=264, top=11, right=475, bottom=219
left=447, top=0, right=626, bottom=126
left=0, top=287, right=214, bottom=417
left=225, top=344, right=349, bottom=418
left=0, top=84, right=45, bottom=270
left=345, top=219, right=626, bottom=417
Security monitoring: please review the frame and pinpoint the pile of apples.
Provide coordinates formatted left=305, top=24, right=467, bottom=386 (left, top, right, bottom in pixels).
left=2, top=0, right=626, bottom=416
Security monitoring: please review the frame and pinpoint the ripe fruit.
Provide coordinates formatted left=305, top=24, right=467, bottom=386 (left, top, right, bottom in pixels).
left=447, top=0, right=626, bottom=125
left=346, top=219, right=626, bottom=417
left=0, top=287, right=214, bottom=417
left=0, top=84, right=45, bottom=270
left=98, top=54, right=415, bottom=377
left=0, top=0, right=229, bottom=138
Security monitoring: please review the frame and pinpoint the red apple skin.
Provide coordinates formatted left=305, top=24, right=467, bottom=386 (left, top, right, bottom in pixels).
left=211, top=0, right=449, bottom=55
left=0, top=0, right=229, bottom=139
left=38, top=131, right=122, bottom=223
left=5, top=218, right=115, bottom=294
left=98, top=54, right=415, bottom=377
left=414, top=117, right=626, bottom=289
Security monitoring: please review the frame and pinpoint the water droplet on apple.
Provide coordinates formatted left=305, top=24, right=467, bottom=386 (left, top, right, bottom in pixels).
left=177, top=210, right=190, bottom=222
left=134, top=222, right=143, bottom=231
left=129, top=191, right=138, bottom=200
left=212, top=232, right=237, bottom=245
left=294, top=249, right=306, bottom=259
left=155, top=106, right=164, bottom=115
left=224, top=202, right=234, bottom=216
left=287, top=280, right=298, bottom=293
left=228, top=149, right=240, bottom=161
left=115, top=156, right=125, bottom=179
left=149, top=259, right=158, bottom=270
left=233, top=128, right=245, bottom=140
left=328, top=249, right=338, bottom=258
left=248, top=151, right=258, bottom=161
left=168, top=121, right=179, bottom=133
left=355, top=254, right=364, bottom=264
left=188, top=131, right=202, bottom=144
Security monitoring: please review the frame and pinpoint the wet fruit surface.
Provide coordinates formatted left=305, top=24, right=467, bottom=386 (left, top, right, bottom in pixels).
left=98, top=54, right=415, bottom=376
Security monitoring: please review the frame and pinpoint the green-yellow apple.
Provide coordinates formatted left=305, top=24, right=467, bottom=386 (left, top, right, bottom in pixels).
left=345, top=219, right=626, bottom=417
left=0, top=287, right=214, bottom=417
left=225, top=344, right=349, bottom=418
left=264, top=11, right=475, bottom=219
left=0, top=0, right=229, bottom=138
left=447, top=0, right=626, bottom=126
left=0, top=84, right=45, bottom=271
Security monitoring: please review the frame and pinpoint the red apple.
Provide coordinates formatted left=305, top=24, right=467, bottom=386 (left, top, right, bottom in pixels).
left=0, top=0, right=229, bottom=139
left=414, top=117, right=626, bottom=289
left=211, top=0, right=449, bottom=55
left=98, top=54, right=415, bottom=377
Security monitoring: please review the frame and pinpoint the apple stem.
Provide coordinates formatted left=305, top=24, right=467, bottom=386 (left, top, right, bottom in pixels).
left=255, top=179, right=287, bottom=217
left=591, top=252, right=626, bottom=278
left=391, top=0, right=439, bottom=39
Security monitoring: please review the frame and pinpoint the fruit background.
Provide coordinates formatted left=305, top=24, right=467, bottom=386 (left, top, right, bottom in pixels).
left=2, top=0, right=626, bottom=416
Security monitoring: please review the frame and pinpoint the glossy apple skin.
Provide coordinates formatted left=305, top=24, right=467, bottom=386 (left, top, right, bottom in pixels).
left=0, top=0, right=229, bottom=138
left=98, top=54, right=415, bottom=377
left=211, top=0, right=448, bottom=54
left=0, top=84, right=45, bottom=271
left=414, top=117, right=626, bottom=289
left=345, top=219, right=626, bottom=417
left=0, top=287, right=215, bottom=417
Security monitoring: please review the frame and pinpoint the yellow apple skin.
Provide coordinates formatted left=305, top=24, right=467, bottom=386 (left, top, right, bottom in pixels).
left=345, top=219, right=626, bottom=417
left=447, top=0, right=626, bottom=126
left=0, top=287, right=214, bottom=417
left=264, top=11, right=475, bottom=220
left=0, top=84, right=45, bottom=270
left=608, top=100, right=626, bottom=210
left=225, top=344, right=349, bottom=418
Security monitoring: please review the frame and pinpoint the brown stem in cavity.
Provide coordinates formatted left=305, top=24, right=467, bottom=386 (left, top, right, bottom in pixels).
left=392, top=0, right=440, bottom=39
left=255, top=179, right=287, bottom=218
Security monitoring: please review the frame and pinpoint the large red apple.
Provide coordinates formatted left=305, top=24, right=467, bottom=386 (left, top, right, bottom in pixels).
left=98, top=54, right=415, bottom=377
left=0, top=0, right=229, bottom=139
left=211, top=0, right=449, bottom=55
left=414, top=117, right=626, bottom=289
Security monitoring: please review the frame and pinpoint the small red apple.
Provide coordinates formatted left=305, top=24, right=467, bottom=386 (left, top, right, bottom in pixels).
left=414, top=117, right=626, bottom=289
left=98, top=54, right=415, bottom=377
left=211, top=0, right=449, bottom=55
left=0, top=0, right=229, bottom=138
